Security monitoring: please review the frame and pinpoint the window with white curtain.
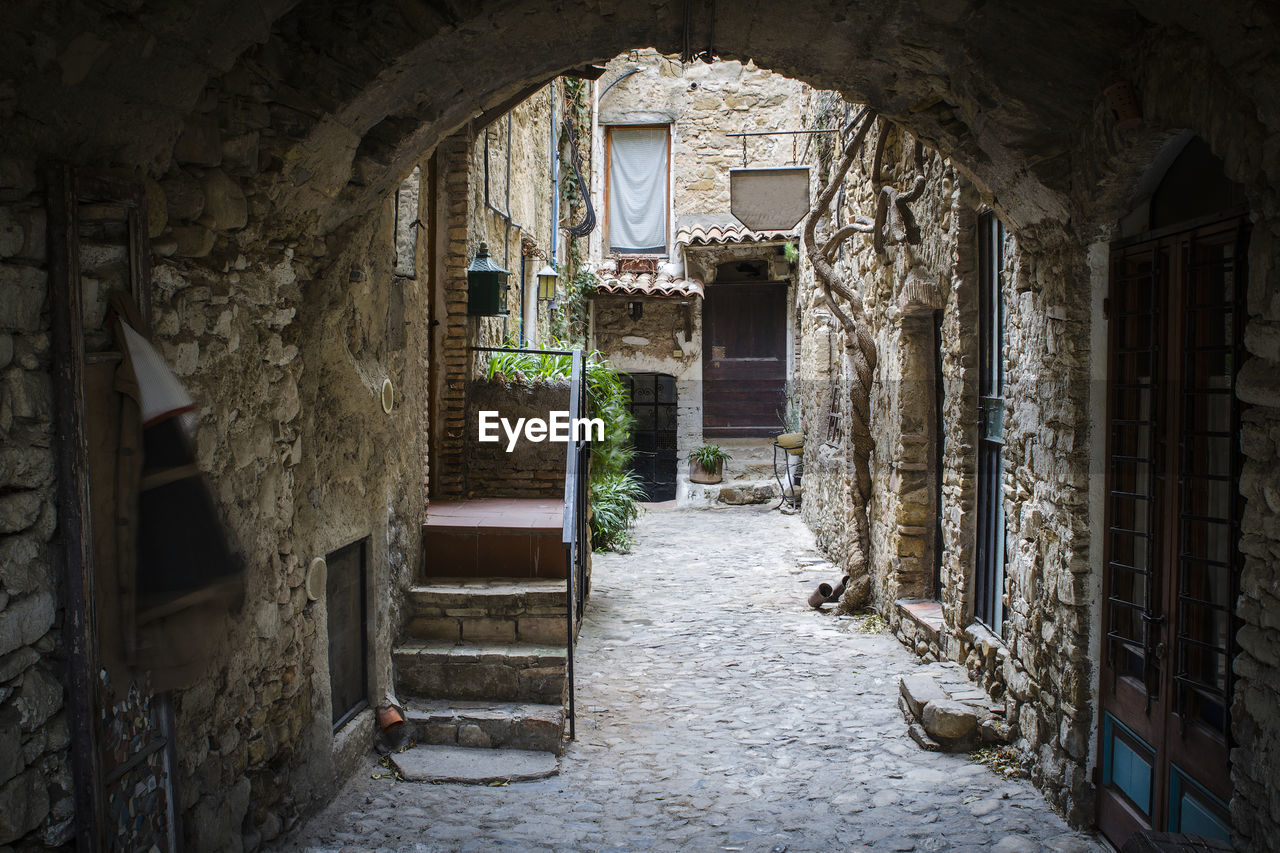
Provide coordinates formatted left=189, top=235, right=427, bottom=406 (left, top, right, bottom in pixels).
left=607, top=125, right=669, bottom=254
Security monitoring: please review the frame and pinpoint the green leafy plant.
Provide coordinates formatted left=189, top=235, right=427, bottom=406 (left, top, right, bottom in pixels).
left=588, top=469, right=646, bottom=552
left=783, top=241, right=800, bottom=264
left=689, top=444, right=732, bottom=471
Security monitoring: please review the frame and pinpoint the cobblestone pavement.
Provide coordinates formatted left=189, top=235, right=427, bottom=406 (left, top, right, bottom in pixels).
left=282, top=505, right=1104, bottom=853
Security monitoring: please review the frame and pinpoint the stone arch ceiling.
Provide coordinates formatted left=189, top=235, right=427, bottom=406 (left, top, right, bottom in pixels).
left=2, top=1, right=1277, bottom=236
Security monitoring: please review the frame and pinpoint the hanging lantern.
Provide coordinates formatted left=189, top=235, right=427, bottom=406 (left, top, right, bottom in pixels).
left=466, top=242, right=511, bottom=316
left=535, top=263, right=558, bottom=301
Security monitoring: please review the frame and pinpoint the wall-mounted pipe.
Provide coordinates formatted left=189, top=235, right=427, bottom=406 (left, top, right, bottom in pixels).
left=550, top=78, right=559, bottom=269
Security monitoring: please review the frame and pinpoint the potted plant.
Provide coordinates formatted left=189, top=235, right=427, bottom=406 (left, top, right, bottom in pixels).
left=689, top=444, right=732, bottom=485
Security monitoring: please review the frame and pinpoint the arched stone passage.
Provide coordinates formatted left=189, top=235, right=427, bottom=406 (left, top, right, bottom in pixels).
left=7, top=1, right=1278, bottom=238
left=3, top=3, right=1280, bottom=851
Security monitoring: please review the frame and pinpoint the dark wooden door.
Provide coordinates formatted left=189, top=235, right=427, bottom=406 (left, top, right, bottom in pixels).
left=703, top=282, right=787, bottom=436
left=1098, top=217, right=1247, bottom=846
left=974, top=213, right=1006, bottom=633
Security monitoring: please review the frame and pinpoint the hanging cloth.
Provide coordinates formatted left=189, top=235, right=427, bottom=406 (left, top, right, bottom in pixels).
left=608, top=127, right=669, bottom=253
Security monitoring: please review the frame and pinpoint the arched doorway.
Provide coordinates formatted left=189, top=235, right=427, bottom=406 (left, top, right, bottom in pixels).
left=1097, top=135, right=1249, bottom=845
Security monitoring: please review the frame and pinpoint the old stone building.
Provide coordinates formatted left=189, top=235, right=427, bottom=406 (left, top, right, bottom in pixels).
left=584, top=50, right=810, bottom=501
left=0, top=2, right=1278, bottom=851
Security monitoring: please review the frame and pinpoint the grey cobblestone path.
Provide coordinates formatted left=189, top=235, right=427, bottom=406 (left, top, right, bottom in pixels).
left=282, top=505, right=1104, bottom=853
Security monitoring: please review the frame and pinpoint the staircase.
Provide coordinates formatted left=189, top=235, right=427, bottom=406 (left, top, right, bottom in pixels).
left=390, top=499, right=572, bottom=782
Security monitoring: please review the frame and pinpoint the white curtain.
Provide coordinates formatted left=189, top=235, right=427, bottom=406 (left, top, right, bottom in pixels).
left=609, top=127, right=668, bottom=253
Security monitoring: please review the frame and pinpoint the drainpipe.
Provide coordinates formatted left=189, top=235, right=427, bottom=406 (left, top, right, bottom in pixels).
left=484, top=113, right=521, bottom=338
left=550, top=77, right=559, bottom=270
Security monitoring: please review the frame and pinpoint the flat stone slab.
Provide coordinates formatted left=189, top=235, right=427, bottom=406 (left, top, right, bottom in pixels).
left=390, top=745, right=558, bottom=784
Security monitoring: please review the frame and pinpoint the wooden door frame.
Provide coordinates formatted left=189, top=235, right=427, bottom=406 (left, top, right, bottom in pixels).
left=1097, top=214, right=1248, bottom=843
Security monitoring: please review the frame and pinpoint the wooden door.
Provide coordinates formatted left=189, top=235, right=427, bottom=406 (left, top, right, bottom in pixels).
left=1098, top=217, right=1247, bottom=845
left=703, top=282, right=787, bottom=436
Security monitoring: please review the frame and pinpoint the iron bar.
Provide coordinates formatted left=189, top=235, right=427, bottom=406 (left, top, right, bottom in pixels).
left=725, top=128, right=840, bottom=136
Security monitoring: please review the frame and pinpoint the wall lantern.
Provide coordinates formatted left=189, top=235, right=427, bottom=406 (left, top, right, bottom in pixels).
left=467, top=242, right=511, bottom=316
left=536, top=263, right=558, bottom=301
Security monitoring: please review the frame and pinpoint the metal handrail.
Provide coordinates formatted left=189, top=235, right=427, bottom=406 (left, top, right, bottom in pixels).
left=561, top=349, right=589, bottom=740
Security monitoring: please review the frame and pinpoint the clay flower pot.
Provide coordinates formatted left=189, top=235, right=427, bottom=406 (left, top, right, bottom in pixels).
left=689, top=458, right=723, bottom=485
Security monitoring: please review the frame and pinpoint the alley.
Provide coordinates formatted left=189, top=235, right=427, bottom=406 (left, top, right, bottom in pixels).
left=283, top=506, right=1102, bottom=853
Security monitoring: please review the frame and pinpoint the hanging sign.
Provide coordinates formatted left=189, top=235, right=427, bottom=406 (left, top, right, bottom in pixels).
left=730, top=166, right=811, bottom=231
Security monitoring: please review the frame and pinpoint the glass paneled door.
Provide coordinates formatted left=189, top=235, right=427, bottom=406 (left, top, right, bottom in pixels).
left=1098, top=217, right=1247, bottom=846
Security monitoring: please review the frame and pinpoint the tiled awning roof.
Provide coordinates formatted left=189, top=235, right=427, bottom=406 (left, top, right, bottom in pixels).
left=676, top=214, right=797, bottom=247
left=593, top=257, right=704, bottom=299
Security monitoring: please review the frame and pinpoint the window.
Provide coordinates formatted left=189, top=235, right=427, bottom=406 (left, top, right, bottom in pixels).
left=607, top=125, right=669, bottom=255
left=974, top=212, right=1007, bottom=633
left=394, top=166, right=420, bottom=278
left=327, top=537, right=369, bottom=730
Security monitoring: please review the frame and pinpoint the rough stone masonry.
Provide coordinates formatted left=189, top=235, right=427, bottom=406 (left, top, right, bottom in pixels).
left=0, top=2, right=1279, bottom=851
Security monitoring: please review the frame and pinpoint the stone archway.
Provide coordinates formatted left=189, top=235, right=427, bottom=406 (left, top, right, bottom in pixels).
left=4, top=3, right=1280, bottom=851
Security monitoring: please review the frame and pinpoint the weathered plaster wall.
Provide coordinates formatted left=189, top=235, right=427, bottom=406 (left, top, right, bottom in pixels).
left=590, top=294, right=702, bottom=456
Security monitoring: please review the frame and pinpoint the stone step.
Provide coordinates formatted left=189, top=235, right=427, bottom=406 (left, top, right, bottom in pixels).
left=390, top=744, right=558, bottom=784
left=405, top=579, right=568, bottom=644
left=393, top=641, right=567, bottom=704
left=402, top=698, right=565, bottom=754
left=679, top=478, right=779, bottom=508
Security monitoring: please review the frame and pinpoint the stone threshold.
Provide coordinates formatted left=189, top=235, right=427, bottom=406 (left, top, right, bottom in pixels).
left=895, top=598, right=943, bottom=641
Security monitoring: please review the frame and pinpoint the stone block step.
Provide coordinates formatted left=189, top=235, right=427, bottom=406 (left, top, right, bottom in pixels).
left=390, top=744, right=558, bottom=784
left=394, top=641, right=567, bottom=704
left=405, top=579, right=568, bottom=644
left=402, top=698, right=565, bottom=754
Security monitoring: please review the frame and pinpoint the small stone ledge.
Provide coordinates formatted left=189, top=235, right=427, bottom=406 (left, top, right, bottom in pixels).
left=895, top=598, right=943, bottom=642
left=963, top=620, right=1007, bottom=657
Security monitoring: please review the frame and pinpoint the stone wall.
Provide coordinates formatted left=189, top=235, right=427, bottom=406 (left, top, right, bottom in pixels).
left=464, top=378, right=570, bottom=499
left=0, top=188, right=71, bottom=846
left=794, top=104, right=1098, bottom=824
left=434, top=85, right=563, bottom=499
left=0, top=151, right=433, bottom=849
left=592, top=49, right=809, bottom=249
left=149, top=188, right=432, bottom=848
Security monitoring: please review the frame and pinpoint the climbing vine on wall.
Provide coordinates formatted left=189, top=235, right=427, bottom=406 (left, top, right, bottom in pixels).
left=554, top=77, right=595, bottom=345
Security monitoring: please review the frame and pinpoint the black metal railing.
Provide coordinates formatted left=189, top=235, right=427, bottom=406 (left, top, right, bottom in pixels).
left=562, top=349, right=590, bottom=740
left=468, top=345, right=589, bottom=740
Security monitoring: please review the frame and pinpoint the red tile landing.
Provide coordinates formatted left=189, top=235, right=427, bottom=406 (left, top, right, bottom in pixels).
left=423, top=499, right=567, bottom=580
left=425, top=498, right=563, bottom=531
